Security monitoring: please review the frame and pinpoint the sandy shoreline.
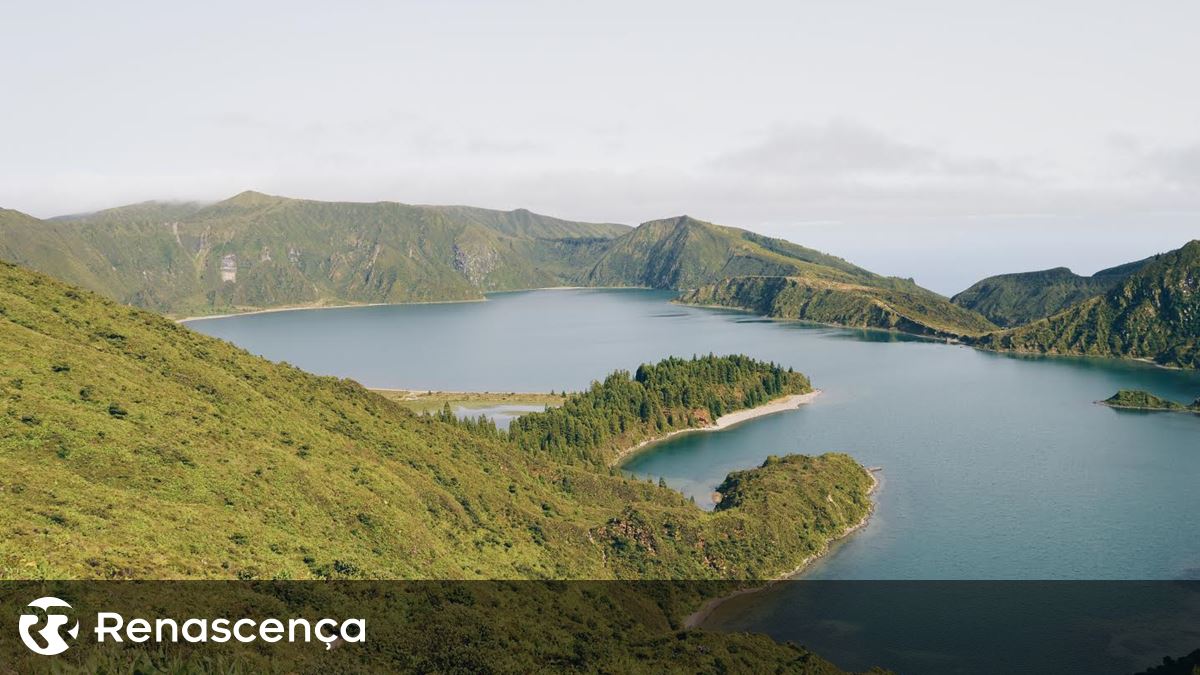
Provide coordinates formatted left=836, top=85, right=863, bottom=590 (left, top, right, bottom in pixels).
left=174, top=297, right=484, bottom=323
left=610, top=390, right=823, bottom=467
left=174, top=286, right=652, bottom=323
left=682, top=466, right=881, bottom=629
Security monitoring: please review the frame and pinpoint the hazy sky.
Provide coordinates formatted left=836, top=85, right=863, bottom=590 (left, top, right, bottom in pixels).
left=2, top=0, right=1197, bottom=293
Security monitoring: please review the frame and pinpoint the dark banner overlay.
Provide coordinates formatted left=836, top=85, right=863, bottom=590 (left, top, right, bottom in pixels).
left=0, top=581, right=1197, bottom=674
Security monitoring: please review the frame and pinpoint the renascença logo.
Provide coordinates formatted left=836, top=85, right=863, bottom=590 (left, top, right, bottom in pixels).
left=18, top=597, right=80, bottom=656
left=16, top=596, right=366, bottom=655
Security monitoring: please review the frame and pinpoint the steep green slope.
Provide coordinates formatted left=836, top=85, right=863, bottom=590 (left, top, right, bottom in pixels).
left=975, top=241, right=1200, bottom=368
left=680, top=275, right=999, bottom=338
left=0, top=261, right=872, bottom=581
left=0, top=193, right=629, bottom=316
left=0, top=207, right=148, bottom=302
left=0, top=261, right=886, bottom=671
left=582, top=215, right=996, bottom=337
left=952, top=258, right=1153, bottom=327
left=579, top=215, right=866, bottom=289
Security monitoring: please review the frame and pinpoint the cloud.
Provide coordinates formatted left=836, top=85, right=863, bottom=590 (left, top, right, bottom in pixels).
left=707, top=120, right=1021, bottom=184
left=1145, top=144, right=1200, bottom=187
left=6, top=113, right=1199, bottom=241
left=1107, top=134, right=1200, bottom=190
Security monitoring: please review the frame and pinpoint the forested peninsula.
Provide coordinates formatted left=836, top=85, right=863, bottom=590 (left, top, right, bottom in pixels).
left=505, top=354, right=814, bottom=466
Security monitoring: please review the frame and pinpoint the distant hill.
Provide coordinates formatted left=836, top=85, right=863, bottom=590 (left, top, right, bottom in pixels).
left=578, top=215, right=866, bottom=289
left=680, top=275, right=998, bottom=338
left=975, top=241, right=1200, bottom=368
left=1, top=192, right=629, bottom=316
left=580, top=215, right=996, bottom=338
left=1, top=194, right=997, bottom=338
left=951, top=258, right=1153, bottom=327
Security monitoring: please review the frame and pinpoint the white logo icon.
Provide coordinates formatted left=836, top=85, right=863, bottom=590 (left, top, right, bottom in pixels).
left=18, top=597, right=79, bottom=655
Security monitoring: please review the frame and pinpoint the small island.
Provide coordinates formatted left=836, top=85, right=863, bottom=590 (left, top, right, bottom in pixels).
left=1100, top=389, right=1200, bottom=413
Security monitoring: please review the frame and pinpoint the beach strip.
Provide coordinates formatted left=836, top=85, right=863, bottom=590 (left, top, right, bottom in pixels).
left=610, top=389, right=823, bottom=467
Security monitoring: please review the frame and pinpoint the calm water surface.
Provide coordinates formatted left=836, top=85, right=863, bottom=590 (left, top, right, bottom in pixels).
left=189, top=289, right=1200, bottom=580
left=453, top=403, right=546, bottom=431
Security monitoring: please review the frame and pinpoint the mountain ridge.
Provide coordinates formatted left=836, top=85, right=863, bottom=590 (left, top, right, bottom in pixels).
left=0, top=192, right=631, bottom=315
left=974, top=240, right=1200, bottom=368
left=679, top=274, right=999, bottom=338
left=0, top=194, right=996, bottom=341
left=578, top=214, right=869, bottom=289
left=952, top=257, right=1155, bottom=327
left=576, top=214, right=998, bottom=337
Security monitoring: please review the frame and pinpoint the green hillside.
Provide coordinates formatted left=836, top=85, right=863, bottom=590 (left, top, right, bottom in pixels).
left=0, top=260, right=873, bottom=581
left=0, top=259, right=883, bottom=670
left=951, top=258, right=1152, bottom=327
left=581, top=215, right=996, bottom=337
left=975, top=241, right=1200, bottom=368
left=578, top=215, right=867, bottom=289
left=50, top=198, right=210, bottom=225
left=680, top=275, right=999, bottom=338
left=1, top=192, right=629, bottom=317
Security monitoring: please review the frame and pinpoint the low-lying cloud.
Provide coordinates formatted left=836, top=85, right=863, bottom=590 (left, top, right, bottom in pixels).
left=708, top=119, right=1019, bottom=183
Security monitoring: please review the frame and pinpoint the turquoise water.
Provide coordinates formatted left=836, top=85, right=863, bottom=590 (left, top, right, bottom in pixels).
left=453, top=403, right=547, bottom=430
left=188, top=288, right=1200, bottom=580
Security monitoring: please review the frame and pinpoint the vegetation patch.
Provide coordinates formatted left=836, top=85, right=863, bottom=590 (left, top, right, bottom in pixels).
left=1100, top=390, right=1199, bottom=413
left=951, top=259, right=1151, bottom=328
left=974, top=241, right=1200, bottom=369
left=680, top=275, right=997, bottom=338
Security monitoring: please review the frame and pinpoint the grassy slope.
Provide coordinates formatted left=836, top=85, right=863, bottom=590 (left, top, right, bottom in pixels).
left=578, top=216, right=868, bottom=288
left=975, top=241, right=1200, bottom=368
left=1, top=193, right=630, bottom=316
left=0, top=261, right=872, bottom=582
left=951, top=258, right=1152, bottom=327
left=680, top=275, right=999, bottom=338
left=579, top=215, right=866, bottom=289
left=585, top=215, right=996, bottom=338
left=0, top=261, right=882, bottom=671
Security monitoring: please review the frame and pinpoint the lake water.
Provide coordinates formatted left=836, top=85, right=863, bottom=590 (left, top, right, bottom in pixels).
left=188, top=289, right=1200, bottom=581
left=453, top=403, right=546, bottom=431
